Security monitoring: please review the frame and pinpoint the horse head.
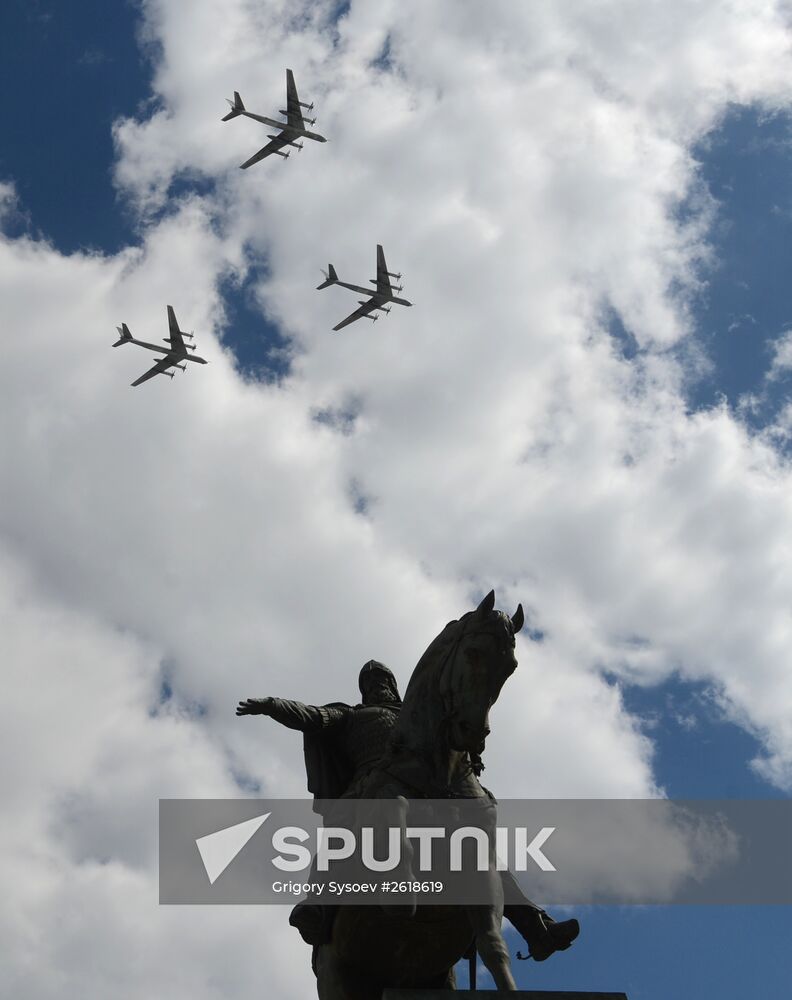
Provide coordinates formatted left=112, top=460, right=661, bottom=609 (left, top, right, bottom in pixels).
left=397, top=590, right=524, bottom=760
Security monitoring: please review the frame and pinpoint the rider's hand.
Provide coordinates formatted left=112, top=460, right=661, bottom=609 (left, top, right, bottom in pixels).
left=236, top=697, right=274, bottom=716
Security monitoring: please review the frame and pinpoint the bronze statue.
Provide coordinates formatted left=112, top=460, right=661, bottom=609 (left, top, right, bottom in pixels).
left=238, top=659, right=402, bottom=802
left=237, top=591, right=578, bottom=997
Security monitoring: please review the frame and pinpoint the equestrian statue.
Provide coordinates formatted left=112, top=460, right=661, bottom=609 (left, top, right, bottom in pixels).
left=237, top=590, right=579, bottom=999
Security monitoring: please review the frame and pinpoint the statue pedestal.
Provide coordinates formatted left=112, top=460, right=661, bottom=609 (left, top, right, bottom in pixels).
left=384, top=992, right=628, bottom=999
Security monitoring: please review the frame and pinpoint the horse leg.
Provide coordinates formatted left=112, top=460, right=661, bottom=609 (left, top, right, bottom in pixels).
left=466, top=905, right=516, bottom=991
left=379, top=795, right=416, bottom=919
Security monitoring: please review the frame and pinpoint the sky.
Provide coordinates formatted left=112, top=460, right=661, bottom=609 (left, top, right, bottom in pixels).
left=1, top=1, right=791, bottom=998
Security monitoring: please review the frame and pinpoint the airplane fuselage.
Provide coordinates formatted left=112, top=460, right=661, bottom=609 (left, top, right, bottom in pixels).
left=239, top=111, right=326, bottom=142
left=127, top=337, right=208, bottom=363
left=334, top=280, right=412, bottom=307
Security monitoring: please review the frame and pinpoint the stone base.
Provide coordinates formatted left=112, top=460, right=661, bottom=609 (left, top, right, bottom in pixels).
left=384, top=992, right=628, bottom=1000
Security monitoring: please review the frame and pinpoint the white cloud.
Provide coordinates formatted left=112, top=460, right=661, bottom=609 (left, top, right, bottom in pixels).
left=767, top=327, right=792, bottom=379
left=3, top=0, right=792, bottom=994
left=0, top=544, right=312, bottom=999
left=0, top=179, right=19, bottom=216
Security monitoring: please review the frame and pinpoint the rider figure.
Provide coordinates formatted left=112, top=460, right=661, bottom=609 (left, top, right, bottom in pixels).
left=236, top=660, right=578, bottom=962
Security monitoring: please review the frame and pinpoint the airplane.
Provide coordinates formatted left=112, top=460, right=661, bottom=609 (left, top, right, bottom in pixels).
left=113, top=305, right=208, bottom=387
left=317, top=244, right=412, bottom=332
left=222, top=68, right=327, bottom=168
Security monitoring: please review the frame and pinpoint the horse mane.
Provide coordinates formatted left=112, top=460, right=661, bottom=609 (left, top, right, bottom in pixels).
left=388, top=617, right=462, bottom=756
left=403, top=619, right=460, bottom=701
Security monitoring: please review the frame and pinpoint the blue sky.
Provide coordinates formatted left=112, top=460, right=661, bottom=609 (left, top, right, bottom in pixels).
left=689, top=109, right=792, bottom=421
left=1, top=3, right=791, bottom=999
left=0, top=1, right=142, bottom=253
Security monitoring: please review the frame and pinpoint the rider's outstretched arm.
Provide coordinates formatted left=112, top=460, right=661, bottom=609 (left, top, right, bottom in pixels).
left=236, top=696, right=349, bottom=732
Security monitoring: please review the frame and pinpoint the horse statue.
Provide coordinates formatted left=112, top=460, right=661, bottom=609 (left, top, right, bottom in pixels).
left=237, top=590, right=578, bottom=999
left=315, top=590, right=526, bottom=999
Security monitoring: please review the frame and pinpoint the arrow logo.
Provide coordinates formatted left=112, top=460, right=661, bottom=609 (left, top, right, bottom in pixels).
left=195, top=812, right=271, bottom=884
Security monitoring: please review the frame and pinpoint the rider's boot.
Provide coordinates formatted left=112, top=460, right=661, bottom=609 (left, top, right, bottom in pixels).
left=503, top=904, right=580, bottom=962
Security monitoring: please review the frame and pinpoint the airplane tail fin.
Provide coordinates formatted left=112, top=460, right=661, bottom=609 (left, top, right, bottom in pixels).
left=316, top=264, right=338, bottom=290
left=222, top=91, right=245, bottom=121
left=113, top=323, right=133, bottom=347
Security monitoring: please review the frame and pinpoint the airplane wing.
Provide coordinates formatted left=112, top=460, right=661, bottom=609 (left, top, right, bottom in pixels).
left=285, top=68, right=305, bottom=129
left=333, top=299, right=379, bottom=332
left=240, top=133, right=291, bottom=168
left=167, top=305, right=187, bottom=355
left=375, top=244, right=393, bottom=296
left=131, top=355, right=175, bottom=387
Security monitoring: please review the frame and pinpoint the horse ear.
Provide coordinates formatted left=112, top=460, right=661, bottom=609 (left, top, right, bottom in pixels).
left=477, top=590, right=496, bottom=615
left=511, top=604, right=524, bottom=634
